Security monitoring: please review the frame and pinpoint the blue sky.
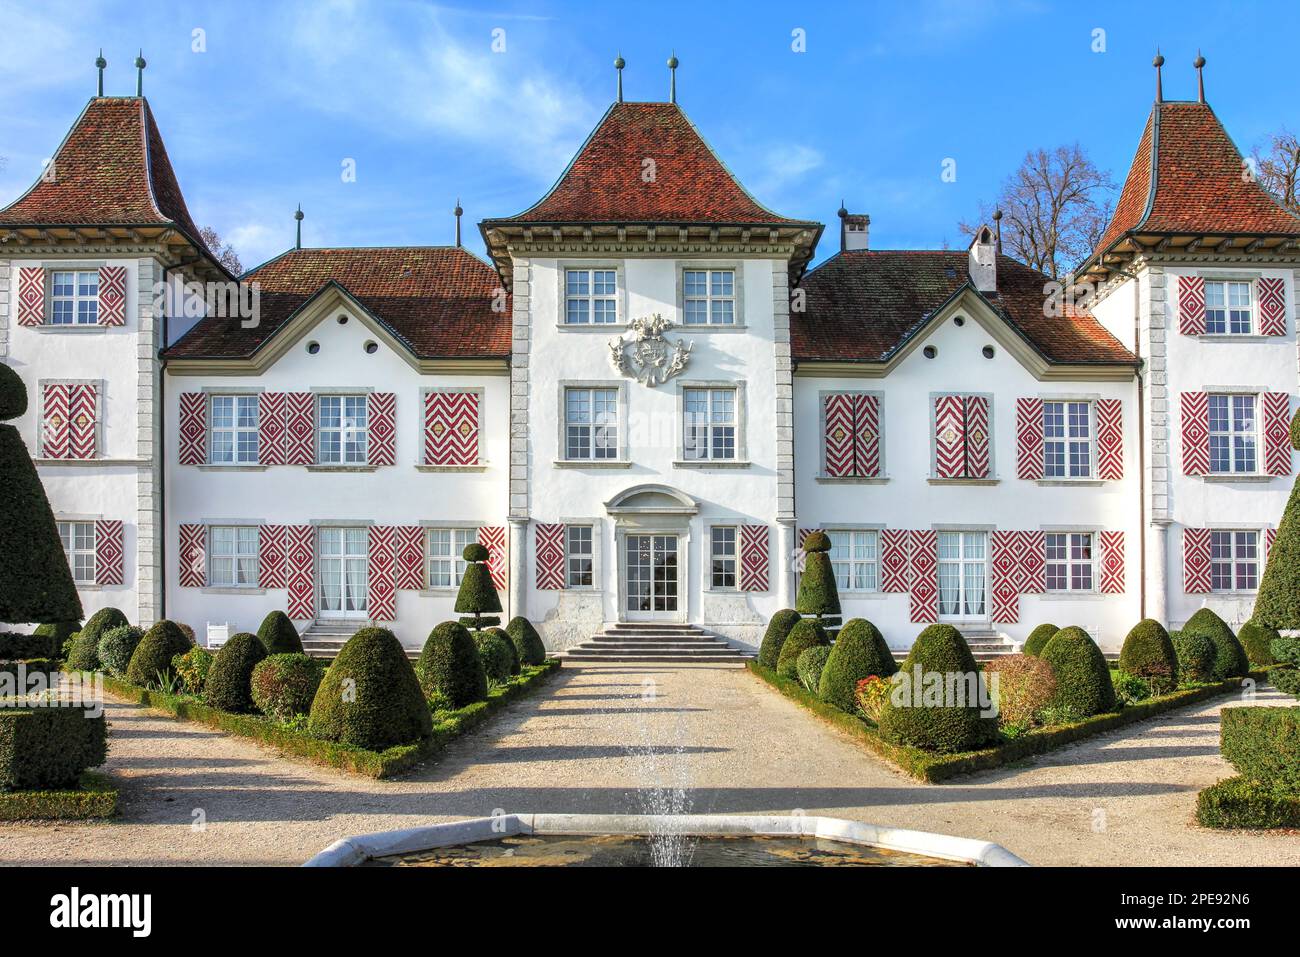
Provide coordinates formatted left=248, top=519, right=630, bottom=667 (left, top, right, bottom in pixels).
left=1, top=0, right=1296, bottom=272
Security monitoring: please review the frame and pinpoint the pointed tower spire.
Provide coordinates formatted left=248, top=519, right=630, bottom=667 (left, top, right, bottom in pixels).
left=294, top=204, right=304, bottom=250
left=667, top=51, right=678, bottom=104
left=1153, top=49, right=1164, bottom=103
left=454, top=198, right=463, bottom=248
left=95, top=50, right=107, bottom=97
left=1195, top=50, right=1207, bottom=103
left=615, top=52, right=625, bottom=102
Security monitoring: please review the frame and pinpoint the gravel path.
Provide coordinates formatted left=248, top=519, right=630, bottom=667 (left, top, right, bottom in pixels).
left=1, top=664, right=1297, bottom=866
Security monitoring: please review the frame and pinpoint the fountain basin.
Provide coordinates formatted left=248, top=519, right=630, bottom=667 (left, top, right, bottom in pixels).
left=303, top=813, right=1029, bottom=867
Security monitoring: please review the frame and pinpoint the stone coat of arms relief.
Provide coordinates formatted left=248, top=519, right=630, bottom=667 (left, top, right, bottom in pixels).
left=609, top=313, right=692, bottom=387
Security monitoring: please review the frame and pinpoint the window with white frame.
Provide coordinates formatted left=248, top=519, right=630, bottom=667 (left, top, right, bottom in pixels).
left=683, top=387, right=736, bottom=460
left=1211, top=530, right=1259, bottom=592
left=683, top=269, right=735, bottom=325
left=565, top=269, right=618, bottom=324
left=210, top=395, right=260, bottom=465
left=564, top=387, right=619, bottom=460
left=50, top=270, right=99, bottom=325
left=1204, top=280, right=1253, bottom=335
left=566, top=525, right=594, bottom=587
left=710, top=526, right=737, bottom=589
left=427, top=528, right=477, bottom=587
left=57, top=521, right=96, bottom=584
left=1043, top=401, right=1092, bottom=478
left=209, top=526, right=259, bottom=588
left=827, top=529, right=879, bottom=592
left=318, top=395, right=368, bottom=464
left=1208, top=394, right=1258, bottom=474
left=1045, top=532, right=1094, bottom=592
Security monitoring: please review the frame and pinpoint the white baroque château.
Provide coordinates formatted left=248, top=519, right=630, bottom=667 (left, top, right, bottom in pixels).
left=2, top=59, right=1298, bottom=657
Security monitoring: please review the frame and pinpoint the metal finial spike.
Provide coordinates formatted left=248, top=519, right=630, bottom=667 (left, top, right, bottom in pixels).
left=615, top=52, right=625, bottom=103
left=134, top=49, right=146, bottom=97
left=667, top=50, right=679, bottom=104
left=95, top=49, right=107, bottom=96
left=294, top=204, right=304, bottom=250
left=454, top=198, right=463, bottom=248
left=1195, top=50, right=1207, bottom=103
left=1153, top=49, right=1164, bottom=103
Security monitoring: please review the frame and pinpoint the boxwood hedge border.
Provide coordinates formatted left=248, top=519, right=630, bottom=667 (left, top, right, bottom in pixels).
left=0, top=770, right=118, bottom=821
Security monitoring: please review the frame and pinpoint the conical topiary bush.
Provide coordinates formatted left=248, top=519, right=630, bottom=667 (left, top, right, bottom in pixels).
left=796, top=531, right=841, bottom=624
left=758, top=608, right=802, bottom=670
left=125, top=620, right=193, bottom=688
left=455, top=543, right=502, bottom=631
left=1183, top=608, right=1249, bottom=680
left=505, top=616, right=547, bottom=666
left=776, top=619, right=829, bottom=680
left=1254, top=420, right=1300, bottom=630
left=308, top=627, right=432, bottom=749
left=817, top=617, right=897, bottom=712
left=1041, top=626, right=1116, bottom=718
left=256, top=610, right=304, bottom=655
left=878, top=624, right=999, bottom=752
left=204, top=632, right=268, bottom=713
left=1118, top=619, right=1179, bottom=693
left=1023, top=622, right=1059, bottom=657
left=416, top=621, right=488, bottom=708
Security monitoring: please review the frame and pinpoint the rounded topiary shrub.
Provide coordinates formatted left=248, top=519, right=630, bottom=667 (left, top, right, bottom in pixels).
left=776, top=619, right=829, bottom=680
left=758, top=609, right=802, bottom=670
left=505, top=616, right=547, bottom=666
left=1238, top=621, right=1280, bottom=668
left=125, top=620, right=193, bottom=688
left=1183, top=608, right=1249, bottom=680
left=97, top=625, right=144, bottom=678
left=172, top=645, right=213, bottom=695
left=80, top=607, right=128, bottom=649
left=308, top=627, right=432, bottom=750
left=1119, top=619, right=1179, bottom=694
left=256, top=610, right=303, bottom=655
left=1040, top=626, right=1116, bottom=718
left=251, top=653, right=323, bottom=721
left=65, top=630, right=102, bottom=671
left=1023, top=622, right=1060, bottom=657
left=817, top=617, right=897, bottom=712
left=476, top=629, right=517, bottom=684
left=0, top=361, right=26, bottom=420
left=416, top=621, right=488, bottom=708
left=877, top=624, right=999, bottom=753
left=486, top=626, right=520, bottom=675
left=204, top=632, right=268, bottom=713
left=797, top=645, right=832, bottom=693
left=796, top=533, right=841, bottom=620
left=1171, top=630, right=1217, bottom=683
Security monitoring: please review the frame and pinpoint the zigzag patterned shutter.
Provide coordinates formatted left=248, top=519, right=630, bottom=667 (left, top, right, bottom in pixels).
left=1266, top=527, right=1278, bottom=572
left=824, top=394, right=855, bottom=477
left=740, top=524, right=769, bottom=592
left=41, top=384, right=70, bottom=458
left=97, top=266, right=127, bottom=326
left=796, top=527, right=816, bottom=573
left=284, top=393, right=315, bottom=465
left=17, top=267, right=45, bottom=325
left=1178, top=275, right=1206, bottom=335
left=1262, top=392, right=1292, bottom=476
left=285, top=525, right=316, bottom=619
left=425, top=391, right=479, bottom=466
left=1258, top=277, right=1287, bottom=336
left=965, top=395, right=991, bottom=478
left=1180, top=392, right=1209, bottom=475
left=908, top=529, right=938, bottom=623
left=1183, top=527, right=1211, bottom=594
left=934, top=395, right=966, bottom=478
left=880, top=529, right=909, bottom=593
left=368, top=393, right=396, bottom=466
left=178, top=392, right=207, bottom=465
left=1016, top=398, right=1044, bottom=480
left=1096, top=399, right=1124, bottom=480
left=1099, top=530, right=1125, bottom=594
left=477, top=526, right=507, bottom=590
left=178, top=524, right=206, bottom=587
left=989, top=531, right=1045, bottom=625
left=68, top=383, right=97, bottom=459
left=535, top=523, right=566, bottom=590
left=395, top=526, right=426, bottom=589
left=368, top=526, right=396, bottom=621
left=94, top=520, right=124, bottom=586
left=258, top=524, right=287, bottom=589
left=258, top=393, right=287, bottom=465
left=854, top=394, right=881, bottom=477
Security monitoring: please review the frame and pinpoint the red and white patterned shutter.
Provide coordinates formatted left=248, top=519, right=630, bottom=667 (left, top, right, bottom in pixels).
left=425, top=391, right=479, bottom=466
left=97, top=266, right=127, bottom=326
left=368, top=526, right=396, bottom=621
left=1022, top=531, right=1046, bottom=595
left=178, top=392, right=207, bottom=465
left=1266, top=527, right=1278, bottom=572
left=1096, top=398, right=1124, bottom=480
left=1016, top=398, right=1044, bottom=480
left=1183, top=527, right=1211, bottom=594
left=1258, top=277, right=1287, bottom=336
left=258, top=524, right=287, bottom=589
left=285, top=525, right=316, bottom=619
left=796, top=528, right=816, bottom=573
left=989, top=531, right=1046, bottom=625
left=824, top=394, right=855, bottom=477
left=68, top=384, right=97, bottom=459
left=178, top=524, right=206, bottom=587
left=880, top=529, right=909, bottom=593
left=94, top=520, right=124, bottom=586
left=1262, top=392, right=1292, bottom=476
left=740, top=524, right=770, bottom=592
left=41, top=384, right=71, bottom=458
left=368, top=393, right=396, bottom=466
left=284, top=393, right=315, bottom=465
left=478, top=526, right=507, bottom=590
left=854, top=394, right=881, bottom=477
left=1180, top=392, right=1210, bottom=475
left=964, top=395, right=991, bottom=478
left=1099, top=530, right=1125, bottom=594
left=395, top=526, right=426, bottom=589
left=1178, top=275, right=1206, bottom=335
left=17, top=267, right=45, bottom=325
left=908, top=529, right=938, bottom=623
left=535, top=523, right=566, bottom=590
left=258, top=392, right=287, bottom=466
left=934, top=395, right=966, bottom=479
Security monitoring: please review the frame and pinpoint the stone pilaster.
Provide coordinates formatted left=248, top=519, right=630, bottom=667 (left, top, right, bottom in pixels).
left=135, top=258, right=163, bottom=624
left=0, top=260, right=10, bottom=358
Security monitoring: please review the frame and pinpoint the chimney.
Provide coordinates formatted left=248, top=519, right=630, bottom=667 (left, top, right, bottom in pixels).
left=968, top=224, right=997, bottom=293
left=837, top=204, right=870, bottom=252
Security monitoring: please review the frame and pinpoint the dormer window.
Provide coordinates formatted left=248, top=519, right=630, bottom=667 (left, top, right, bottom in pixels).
left=1204, top=280, right=1252, bottom=335
left=50, top=270, right=99, bottom=325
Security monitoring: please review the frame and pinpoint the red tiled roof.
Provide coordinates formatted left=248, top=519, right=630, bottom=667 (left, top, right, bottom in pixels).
left=793, top=250, right=1136, bottom=366
left=164, top=247, right=511, bottom=360
left=488, top=102, right=811, bottom=225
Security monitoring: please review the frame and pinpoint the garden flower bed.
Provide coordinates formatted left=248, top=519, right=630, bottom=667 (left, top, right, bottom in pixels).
left=0, top=770, right=118, bottom=822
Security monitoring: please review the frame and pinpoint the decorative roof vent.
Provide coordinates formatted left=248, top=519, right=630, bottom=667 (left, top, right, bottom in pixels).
left=837, top=205, right=869, bottom=252
left=968, top=224, right=997, bottom=293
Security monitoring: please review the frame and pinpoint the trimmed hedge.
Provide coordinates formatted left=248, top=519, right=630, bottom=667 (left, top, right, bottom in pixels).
left=1220, top=706, right=1300, bottom=791
left=417, top=621, right=488, bottom=708
left=0, top=706, right=108, bottom=790
left=1118, top=618, right=1178, bottom=693
left=0, top=631, right=60, bottom=661
left=125, top=620, right=192, bottom=688
left=256, top=611, right=304, bottom=655
left=1023, top=622, right=1059, bottom=657
left=35, top=622, right=81, bottom=659
left=776, top=619, right=829, bottom=680
left=505, top=616, right=547, bottom=667
left=1269, top=666, right=1300, bottom=699
left=309, top=627, right=433, bottom=751
left=1238, top=621, right=1280, bottom=668
left=0, top=771, right=118, bottom=821
left=796, top=645, right=832, bottom=692
left=1253, top=467, right=1300, bottom=630
left=97, top=625, right=144, bottom=678
left=1183, top=608, right=1248, bottom=680
left=758, top=609, right=802, bottom=670
left=796, top=533, right=840, bottom=618
left=251, top=653, right=323, bottom=721
left=1041, top=626, right=1116, bottom=718
left=1197, top=776, right=1300, bottom=829
left=817, top=617, right=897, bottom=712
left=204, top=632, right=268, bottom=713
left=475, top=629, right=517, bottom=684
left=1171, top=630, right=1216, bottom=683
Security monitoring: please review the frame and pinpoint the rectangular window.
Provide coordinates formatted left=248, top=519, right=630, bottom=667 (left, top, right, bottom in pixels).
left=683, top=269, right=735, bottom=325
left=1208, top=394, right=1258, bottom=474
left=427, top=528, right=477, bottom=588
left=50, top=270, right=99, bottom=325
left=1204, top=280, right=1253, bottom=335
left=209, top=526, right=259, bottom=588
left=827, top=529, right=879, bottom=592
left=57, top=520, right=96, bottom=584
left=566, top=525, right=594, bottom=587
left=318, top=395, right=368, bottom=464
left=1043, top=401, right=1092, bottom=478
left=1210, top=530, right=1259, bottom=592
left=1045, top=532, right=1094, bottom=592
left=683, top=387, right=737, bottom=460
left=564, top=387, right=619, bottom=460
left=937, top=531, right=987, bottom=619
left=210, top=395, right=260, bottom=465
left=710, top=526, right=737, bottom=589
left=564, top=269, right=618, bottom=324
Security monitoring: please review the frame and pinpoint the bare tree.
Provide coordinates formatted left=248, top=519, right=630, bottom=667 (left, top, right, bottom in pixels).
left=961, top=144, right=1115, bottom=279
left=1253, top=128, right=1300, bottom=214
left=199, top=225, right=243, bottom=275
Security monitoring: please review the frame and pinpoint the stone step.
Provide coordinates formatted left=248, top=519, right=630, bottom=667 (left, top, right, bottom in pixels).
left=577, top=642, right=736, bottom=652
left=562, top=651, right=751, bottom=664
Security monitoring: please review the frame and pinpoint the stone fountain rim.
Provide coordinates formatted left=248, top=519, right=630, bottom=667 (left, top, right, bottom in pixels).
left=303, top=813, right=1029, bottom=867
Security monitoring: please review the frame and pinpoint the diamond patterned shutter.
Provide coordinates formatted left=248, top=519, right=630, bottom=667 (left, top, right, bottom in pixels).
left=1258, top=277, right=1287, bottom=336
left=1016, top=398, right=1044, bottom=480
left=1183, top=527, right=1211, bottom=594
left=94, top=520, right=124, bottom=586
left=40, top=384, right=71, bottom=458
left=989, top=531, right=1045, bottom=625
left=908, top=529, right=938, bottom=623
left=285, top=525, right=316, bottom=619
left=1096, top=399, right=1124, bottom=480
left=178, top=524, right=206, bottom=587
left=97, top=266, right=127, bottom=326
left=1099, top=530, right=1125, bottom=594
left=1262, top=392, right=1292, bottom=476
left=739, top=524, right=770, bottom=592
left=1180, top=392, right=1209, bottom=476
left=964, top=395, right=991, bottom=478
left=67, top=384, right=97, bottom=459
left=535, top=523, right=566, bottom=590
left=478, top=526, right=507, bottom=590
left=258, top=524, right=287, bottom=589
left=1178, top=275, right=1206, bottom=335
left=17, top=267, right=45, bottom=325
left=1266, top=527, right=1278, bottom=573
left=880, top=529, right=909, bottom=593
left=368, top=392, right=396, bottom=466
left=933, top=395, right=966, bottom=479
left=824, top=394, right=855, bottom=477
left=284, top=393, right=315, bottom=465
left=425, top=391, right=479, bottom=466
left=395, top=526, right=426, bottom=589
left=259, top=393, right=287, bottom=465
left=368, top=526, right=397, bottom=622
left=178, top=392, right=207, bottom=465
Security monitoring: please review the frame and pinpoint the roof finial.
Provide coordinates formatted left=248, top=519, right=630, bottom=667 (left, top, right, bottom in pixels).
left=135, top=50, right=146, bottom=97
left=454, top=198, right=463, bottom=248
left=615, top=52, right=625, bottom=102
left=95, top=50, right=107, bottom=97
left=667, top=51, right=678, bottom=104
left=993, top=208, right=1003, bottom=255
left=1194, top=50, right=1206, bottom=103
left=294, top=204, right=304, bottom=250
left=1153, top=49, right=1164, bottom=103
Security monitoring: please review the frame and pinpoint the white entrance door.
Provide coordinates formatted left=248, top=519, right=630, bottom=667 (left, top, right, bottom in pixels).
left=624, top=534, right=680, bottom=621
left=937, top=531, right=988, bottom=624
left=319, top=527, right=368, bottom=619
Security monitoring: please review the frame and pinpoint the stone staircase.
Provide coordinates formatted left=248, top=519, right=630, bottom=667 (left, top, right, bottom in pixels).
left=300, top=621, right=421, bottom=661
left=963, top=632, right=1018, bottom=664
left=559, top=623, right=753, bottom=664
